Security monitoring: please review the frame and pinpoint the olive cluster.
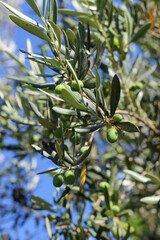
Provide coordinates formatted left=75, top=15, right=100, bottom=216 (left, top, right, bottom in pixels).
left=53, top=170, right=75, bottom=188
left=54, top=80, right=84, bottom=94
left=106, top=113, right=123, bottom=143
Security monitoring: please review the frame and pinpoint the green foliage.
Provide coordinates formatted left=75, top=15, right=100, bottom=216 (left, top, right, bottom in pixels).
left=0, top=0, right=160, bottom=239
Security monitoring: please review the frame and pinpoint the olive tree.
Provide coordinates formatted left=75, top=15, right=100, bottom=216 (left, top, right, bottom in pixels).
left=0, top=0, right=160, bottom=239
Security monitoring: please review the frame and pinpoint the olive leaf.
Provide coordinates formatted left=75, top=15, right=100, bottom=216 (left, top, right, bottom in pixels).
left=56, top=186, right=71, bottom=203
left=9, top=15, right=51, bottom=42
left=115, top=121, right=139, bottom=133
left=130, top=22, right=151, bottom=43
left=140, top=196, right=160, bottom=205
left=110, top=74, right=121, bottom=116
left=25, top=0, right=41, bottom=18
left=61, top=88, right=88, bottom=111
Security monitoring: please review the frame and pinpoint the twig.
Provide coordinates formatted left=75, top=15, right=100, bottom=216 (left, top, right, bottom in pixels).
left=116, top=110, right=160, bottom=136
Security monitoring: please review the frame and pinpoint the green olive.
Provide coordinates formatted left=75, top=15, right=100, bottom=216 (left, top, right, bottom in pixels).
left=64, top=170, right=75, bottom=185
left=129, top=82, right=143, bottom=92
left=107, top=128, right=118, bottom=143
left=135, top=82, right=143, bottom=89
left=70, top=132, right=81, bottom=144
left=53, top=174, right=64, bottom=187
left=80, top=146, right=89, bottom=154
left=54, top=84, right=65, bottom=94
left=71, top=80, right=84, bottom=91
left=113, top=37, right=119, bottom=46
left=111, top=205, right=120, bottom=214
left=113, top=114, right=123, bottom=122
left=99, top=181, right=110, bottom=191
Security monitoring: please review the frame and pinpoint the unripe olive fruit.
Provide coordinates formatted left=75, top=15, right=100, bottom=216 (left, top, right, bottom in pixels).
left=64, top=213, right=70, bottom=220
left=99, top=181, right=110, bottom=191
left=129, top=82, right=143, bottom=92
left=71, top=80, right=84, bottom=91
left=64, top=170, right=75, bottom=185
left=54, top=127, right=62, bottom=138
left=53, top=174, right=64, bottom=187
left=113, top=114, right=123, bottom=122
left=70, top=132, right=81, bottom=144
left=107, top=128, right=118, bottom=143
left=80, top=146, right=89, bottom=154
left=111, top=205, right=120, bottom=214
left=135, top=82, right=143, bottom=89
left=54, top=84, right=65, bottom=94
left=113, top=37, right=119, bottom=46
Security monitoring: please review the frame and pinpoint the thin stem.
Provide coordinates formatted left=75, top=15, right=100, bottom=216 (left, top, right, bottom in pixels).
left=116, top=110, right=160, bottom=136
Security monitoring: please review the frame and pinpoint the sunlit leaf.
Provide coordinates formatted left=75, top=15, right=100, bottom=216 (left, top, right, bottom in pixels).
left=1, top=1, right=44, bottom=28
left=25, top=0, right=41, bottom=18
left=145, top=173, right=160, bottom=186
left=45, top=216, right=53, bottom=240
left=140, top=196, right=160, bottom=205
left=124, top=170, right=150, bottom=183
left=48, top=20, right=61, bottom=50
left=9, top=15, right=51, bottom=42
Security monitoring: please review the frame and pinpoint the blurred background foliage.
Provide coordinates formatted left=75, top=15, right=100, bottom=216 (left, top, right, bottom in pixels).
left=0, top=0, right=160, bottom=240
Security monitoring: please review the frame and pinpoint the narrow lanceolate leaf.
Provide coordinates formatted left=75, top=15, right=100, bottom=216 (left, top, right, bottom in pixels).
left=37, top=168, right=60, bottom=175
left=115, top=121, right=139, bottom=133
left=124, top=170, right=150, bottom=183
left=108, top=1, right=113, bottom=27
left=145, top=173, right=160, bottom=186
left=48, top=20, right=61, bottom=50
left=140, top=196, right=160, bottom=205
left=77, top=50, right=90, bottom=80
left=130, top=22, right=151, bottom=43
left=63, top=30, right=70, bottom=59
left=49, top=0, right=57, bottom=23
left=78, top=22, right=85, bottom=49
left=45, top=216, right=53, bottom=240
left=110, top=74, right=121, bottom=116
left=61, top=88, right=87, bottom=111
left=4, top=51, right=28, bottom=70
left=56, top=186, right=70, bottom=203
left=80, top=163, right=86, bottom=191
left=73, top=141, right=93, bottom=166
left=72, top=123, right=106, bottom=134
left=1, top=1, right=44, bottom=28
left=66, top=29, right=76, bottom=45
left=43, top=0, right=48, bottom=17
left=52, top=106, right=76, bottom=115
left=25, top=0, right=41, bottom=18
left=95, top=66, right=101, bottom=112
left=9, top=15, right=51, bottom=42
left=124, top=10, right=133, bottom=40
left=55, top=140, right=63, bottom=162
left=53, top=0, right=58, bottom=24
